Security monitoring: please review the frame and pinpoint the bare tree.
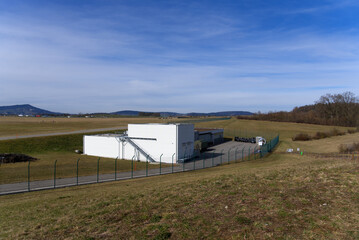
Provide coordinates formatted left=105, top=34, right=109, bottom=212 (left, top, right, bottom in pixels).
left=316, top=92, right=359, bottom=126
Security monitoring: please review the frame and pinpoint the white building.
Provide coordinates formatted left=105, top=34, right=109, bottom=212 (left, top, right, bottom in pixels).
left=83, top=123, right=194, bottom=163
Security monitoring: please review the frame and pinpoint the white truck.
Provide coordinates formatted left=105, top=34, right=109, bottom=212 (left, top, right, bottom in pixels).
left=256, top=136, right=266, bottom=146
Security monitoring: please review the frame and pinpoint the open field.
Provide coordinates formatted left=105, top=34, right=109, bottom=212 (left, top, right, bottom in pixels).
left=0, top=131, right=171, bottom=184
left=0, top=118, right=357, bottom=184
left=0, top=116, right=168, bottom=137
left=0, top=118, right=358, bottom=238
left=195, top=118, right=356, bottom=153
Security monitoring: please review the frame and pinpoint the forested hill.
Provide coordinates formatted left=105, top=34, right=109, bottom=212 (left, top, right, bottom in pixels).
left=237, top=92, right=359, bottom=127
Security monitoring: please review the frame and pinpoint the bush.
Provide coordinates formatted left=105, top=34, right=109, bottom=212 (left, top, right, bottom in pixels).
left=294, top=128, right=346, bottom=141
left=292, top=133, right=311, bottom=141
left=312, top=131, right=329, bottom=140
left=330, top=128, right=345, bottom=136
left=338, top=144, right=349, bottom=153
left=348, top=129, right=357, bottom=134
left=338, top=142, right=359, bottom=153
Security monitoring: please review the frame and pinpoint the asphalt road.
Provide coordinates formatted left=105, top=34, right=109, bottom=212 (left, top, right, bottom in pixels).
left=0, top=126, right=127, bottom=141
left=0, top=141, right=257, bottom=195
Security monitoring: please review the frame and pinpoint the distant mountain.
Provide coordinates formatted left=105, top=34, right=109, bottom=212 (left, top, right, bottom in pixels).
left=0, top=104, right=61, bottom=115
left=111, top=110, right=140, bottom=116
left=0, top=104, right=253, bottom=117
left=187, top=111, right=253, bottom=117
left=111, top=110, right=253, bottom=117
left=111, top=111, right=181, bottom=117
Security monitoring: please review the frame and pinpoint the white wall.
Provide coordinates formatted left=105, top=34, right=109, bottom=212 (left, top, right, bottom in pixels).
left=84, top=124, right=195, bottom=163
left=128, top=124, right=178, bottom=163
left=83, top=135, right=120, bottom=159
left=177, top=124, right=194, bottom=160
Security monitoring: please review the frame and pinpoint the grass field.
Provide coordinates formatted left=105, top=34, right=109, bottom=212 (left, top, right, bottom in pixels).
left=0, top=131, right=171, bottom=184
left=0, top=118, right=358, bottom=239
left=195, top=118, right=356, bottom=153
left=0, top=152, right=358, bottom=239
left=0, top=116, right=167, bottom=137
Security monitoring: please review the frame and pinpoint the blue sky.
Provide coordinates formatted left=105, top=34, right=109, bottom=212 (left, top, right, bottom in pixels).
left=0, top=0, right=358, bottom=113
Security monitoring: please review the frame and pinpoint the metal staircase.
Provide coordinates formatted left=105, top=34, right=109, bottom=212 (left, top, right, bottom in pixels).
left=125, top=137, right=156, bottom=163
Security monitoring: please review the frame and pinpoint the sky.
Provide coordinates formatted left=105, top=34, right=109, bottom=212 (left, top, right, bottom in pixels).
left=0, top=0, right=359, bottom=114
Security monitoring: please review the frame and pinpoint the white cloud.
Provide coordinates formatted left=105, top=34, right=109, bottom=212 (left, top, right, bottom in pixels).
left=0, top=1, right=358, bottom=113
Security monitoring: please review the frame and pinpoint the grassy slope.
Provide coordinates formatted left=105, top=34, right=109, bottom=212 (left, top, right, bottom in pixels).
left=0, top=153, right=358, bottom=239
left=195, top=118, right=356, bottom=153
left=0, top=118, right=358, bottom=239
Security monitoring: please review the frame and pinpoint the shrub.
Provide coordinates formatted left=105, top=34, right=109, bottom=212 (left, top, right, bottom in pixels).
left=348, top=129, right=357, bottom=134
left=294, top=128, right=346, bottom=141
left=338, top=142, right=359, bottom=153
left=330, top=128, right=345, bottom=136
left=338, top=144, right=349, bottom=153
left=312, top=131, right=329, bottom=140
left=292, top=133, right=311, bottom=141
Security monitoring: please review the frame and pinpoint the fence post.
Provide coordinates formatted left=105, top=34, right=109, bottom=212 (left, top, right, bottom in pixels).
left=220, top=149, right=224, bottom=165
left=54, top=159, right=57, bottom=189
left=193, top=155, right=195, bottom=170
left=114, top=157, right=118, bottom=181
left=160, top=154, right=163, bottom=175
left=242, top=147, right=244, bottom=162
left=131, top=155, right=135, bottom=178
left=172, top=153, right=175, bottom=173
left=28, top=160, right=30, bottom=191
left=77, top=158, right=80, bottom=185
left=254, top=146, right=257, bottom=160
left=248, top=148, right=251, bottom=161
left=227, top=148, right=231, bottom=164
left=146, top=155, right=149, bottom=177
left=97, top=158, right=100, bottom=183
left=235, top=147, right=239, bottom=163
left=212, top=151, right=215, bottom=167
left=202, top=152, right=205, bottom=169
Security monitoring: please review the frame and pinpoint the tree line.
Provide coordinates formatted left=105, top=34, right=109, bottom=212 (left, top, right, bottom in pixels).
left=237, top=92, right=359, bottom=127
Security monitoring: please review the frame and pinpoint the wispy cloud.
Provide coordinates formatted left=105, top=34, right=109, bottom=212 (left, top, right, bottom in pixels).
left=0, top=1, right=358, bottom=113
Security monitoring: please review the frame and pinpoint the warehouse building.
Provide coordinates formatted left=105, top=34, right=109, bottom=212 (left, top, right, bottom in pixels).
left=84, top=123, right=194, bottom=163
left=83, top=123, right=224, bottom=163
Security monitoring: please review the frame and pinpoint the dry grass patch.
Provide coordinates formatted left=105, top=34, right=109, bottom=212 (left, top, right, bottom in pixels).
left=1, top=153, right=358, bottom=239
left=0, top=116, right=167, bottom=137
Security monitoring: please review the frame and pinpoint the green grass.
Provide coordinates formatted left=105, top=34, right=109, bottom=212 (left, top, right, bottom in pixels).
left=0, top=131, right=91, bottom=154
left=0, top=116, right=225, bottom=137
left=0, top=131, right=171, bottom=184
left=0, top=116, right=167, bottom=137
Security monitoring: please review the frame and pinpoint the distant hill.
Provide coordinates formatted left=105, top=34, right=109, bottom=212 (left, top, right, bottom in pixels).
left=112, top=110, right=253, bottom=117
left=0, top=104, right=61, bottom=116
left=110, top=110, right=141, bottom=116
left=187, top=111, right=253, bottom=117
left=0, top=104, right=253, bottom=117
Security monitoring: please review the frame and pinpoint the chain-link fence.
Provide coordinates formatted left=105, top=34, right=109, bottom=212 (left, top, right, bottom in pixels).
left=0, top=133, right=280, bottom=195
